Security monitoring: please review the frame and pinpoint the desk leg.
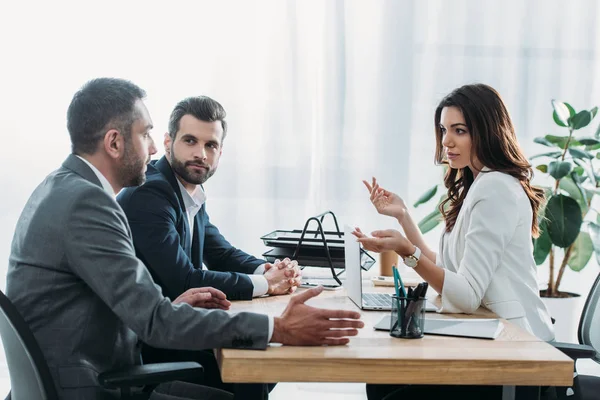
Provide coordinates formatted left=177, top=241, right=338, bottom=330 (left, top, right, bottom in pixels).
left=516, top=386, right=541, bottom=400
left=502, top=385, right=541, bottom=400
left=502, top=385, right=515, bottom=400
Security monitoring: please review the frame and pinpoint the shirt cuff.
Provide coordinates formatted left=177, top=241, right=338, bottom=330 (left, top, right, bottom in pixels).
left=248, top=274, right=269, bottom=297
left=254, top=263, right=266, bottom=275
left=267, top=316, right=274, bottom=342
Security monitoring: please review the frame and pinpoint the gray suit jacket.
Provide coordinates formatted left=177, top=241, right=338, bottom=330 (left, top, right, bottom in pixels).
left=6, top=155, right=269, bottom=400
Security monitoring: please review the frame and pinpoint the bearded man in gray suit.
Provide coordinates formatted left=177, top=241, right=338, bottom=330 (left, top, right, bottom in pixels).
left=6, top=78, right=363, bottom=400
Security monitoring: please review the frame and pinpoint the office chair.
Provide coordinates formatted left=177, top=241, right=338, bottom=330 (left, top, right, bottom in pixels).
left=0, top=290, right=203, bottom=400
left=550, top=271, right=600, bottom=400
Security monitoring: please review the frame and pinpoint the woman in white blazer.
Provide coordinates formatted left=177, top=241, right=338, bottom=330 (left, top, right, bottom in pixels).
left=356, top=84, right=555, bottom=400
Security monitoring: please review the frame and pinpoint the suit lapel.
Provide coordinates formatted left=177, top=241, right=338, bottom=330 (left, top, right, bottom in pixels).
left=191, top=209, right=202, bottom=268
left=155, top=156, right=187, bottom=213
left=155, top=156, right=197, bottom=264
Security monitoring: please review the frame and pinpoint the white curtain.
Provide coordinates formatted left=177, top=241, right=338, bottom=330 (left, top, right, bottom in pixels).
left=1, top=0, right=599, bottom=288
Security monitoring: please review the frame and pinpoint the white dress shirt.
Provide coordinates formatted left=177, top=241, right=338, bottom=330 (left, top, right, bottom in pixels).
left=435, top=169, right=555, bottom=341
left=175, top=180, right=269, bottom=297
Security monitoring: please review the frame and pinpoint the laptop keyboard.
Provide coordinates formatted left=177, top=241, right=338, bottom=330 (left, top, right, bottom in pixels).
left=362, top=293, right=392, bottom=308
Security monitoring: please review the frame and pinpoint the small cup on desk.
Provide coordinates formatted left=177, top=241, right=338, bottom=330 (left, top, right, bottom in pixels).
left=390, top=295, right=426, bottom=339
left=379, top=250, right=399, bottom=277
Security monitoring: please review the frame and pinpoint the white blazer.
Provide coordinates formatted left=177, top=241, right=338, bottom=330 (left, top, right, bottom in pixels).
left=435, top=169, right=555, bottom=341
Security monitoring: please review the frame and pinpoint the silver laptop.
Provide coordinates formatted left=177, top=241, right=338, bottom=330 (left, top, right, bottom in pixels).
left=344, top=225, right=438, bottom=312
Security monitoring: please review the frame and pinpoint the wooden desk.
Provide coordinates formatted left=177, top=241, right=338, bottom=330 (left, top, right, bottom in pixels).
left=215, top=285, right=573, bottom=389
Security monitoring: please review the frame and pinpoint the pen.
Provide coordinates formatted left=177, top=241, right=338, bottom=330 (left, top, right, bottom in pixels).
left=396, top=268, right=407, bottom=298
left=391, top=266, right=405, bottom=335
left=412, top=283, right=424, bottom=299
left=392, top=266, right=401, bottom=298
left=420, top=282, right=429, bottom=299
left=404, top=283, right=425, bottom=333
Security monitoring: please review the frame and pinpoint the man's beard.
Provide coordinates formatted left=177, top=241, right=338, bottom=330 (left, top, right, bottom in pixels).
left=120, top=143, right=148, bottom=187
left=169, top=151, right=215, bottom=185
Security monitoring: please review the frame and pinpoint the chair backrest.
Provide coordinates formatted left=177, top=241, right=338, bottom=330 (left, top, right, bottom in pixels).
left=0, top=290, right=58, bottom=400
left=578, top=272, right=600, bottom=364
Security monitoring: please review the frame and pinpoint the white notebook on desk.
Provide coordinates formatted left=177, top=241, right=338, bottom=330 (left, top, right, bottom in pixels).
left=374, top=316, right=504, bottom=340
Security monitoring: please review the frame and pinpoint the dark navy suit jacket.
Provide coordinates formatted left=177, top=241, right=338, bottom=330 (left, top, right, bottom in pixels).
left=117, top=156, right=264, bottom=300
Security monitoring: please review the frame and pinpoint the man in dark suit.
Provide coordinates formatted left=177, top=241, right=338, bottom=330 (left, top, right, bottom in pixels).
left=117, top=96, right=303, bottom=399
left=6, top=78, right=363, bottom=400
left=117, top=96, right=299, bottom=302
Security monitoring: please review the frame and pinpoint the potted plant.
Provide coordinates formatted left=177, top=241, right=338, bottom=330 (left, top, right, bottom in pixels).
left=530, top=101, right=600, bottom=299
left=412, top=100, right=600, bottom=340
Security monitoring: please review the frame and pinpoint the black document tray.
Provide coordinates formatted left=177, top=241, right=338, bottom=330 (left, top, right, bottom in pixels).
left=261, top=229, right=344, bottom=249
left=262, top=246, right=375, bottom=271
left=261, top=211, right=375, bottom=285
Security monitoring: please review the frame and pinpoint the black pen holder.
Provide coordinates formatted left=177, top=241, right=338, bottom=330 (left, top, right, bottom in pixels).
left=390, top=295, right=426, bottom=339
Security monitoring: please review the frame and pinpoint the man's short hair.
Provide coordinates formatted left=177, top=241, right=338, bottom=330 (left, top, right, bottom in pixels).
left=67, top=78, right=146, bottom=155
left=168, top=96, right=227, bottom=141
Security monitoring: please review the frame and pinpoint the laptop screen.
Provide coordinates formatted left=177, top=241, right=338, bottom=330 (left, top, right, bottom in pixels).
left=344, top=225, right=363, bottom=308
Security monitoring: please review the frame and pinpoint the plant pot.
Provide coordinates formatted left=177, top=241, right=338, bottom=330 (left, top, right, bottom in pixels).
left=541, top=291, right=584, bottom=342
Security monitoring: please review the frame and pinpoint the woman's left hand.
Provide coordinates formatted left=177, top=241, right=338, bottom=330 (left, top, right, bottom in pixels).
left=352, top=227, right=415, bottom=257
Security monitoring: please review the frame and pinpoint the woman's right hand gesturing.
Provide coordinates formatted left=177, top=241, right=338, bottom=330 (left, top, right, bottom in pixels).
left=362, top=177, right=408, bottom=222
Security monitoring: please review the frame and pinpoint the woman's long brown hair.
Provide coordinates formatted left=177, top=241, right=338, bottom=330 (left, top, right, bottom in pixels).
left=434, top=84, right=545, bottom=237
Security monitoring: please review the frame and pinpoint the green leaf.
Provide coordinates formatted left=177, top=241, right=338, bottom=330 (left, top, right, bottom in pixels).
left=534, top=137, right=555, bottom=147
left=591, top=107, right=599, bottom=119
left=530, top=151, right=563, bottom=160
left=417, top=209, right=442, bottom=234
left=533, top=222, right=552, bottom=265
left=571, top=110, right=593, bottom=130
left=587, top=222, right=600, bottom=264
left=571, top=170, right=588, bottom=185
left=595, top=121, right=600, bottom=139
left=545, top=135, right=581, bottom=149
left=558, top=176, right=588, bottom=213
left=573, top=166, right=585, bottom=176
left=586, top=143, right=600, bottom=151
left=568, top=231, right=593, bottom=271
left=535, top=164, right=548, bottom=173
left=545, top=194, right=583, bottom=248
left=577, top=174, right=590, bottom=188
left=548, top=161, right=572, bottom=180
left=552, top=100, right=573, bottom=127
left=578, top=137, right=600, bottom=146
left=413, top=185, right=438, bottom=207
left=568, top=148, right=594, bottom=160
